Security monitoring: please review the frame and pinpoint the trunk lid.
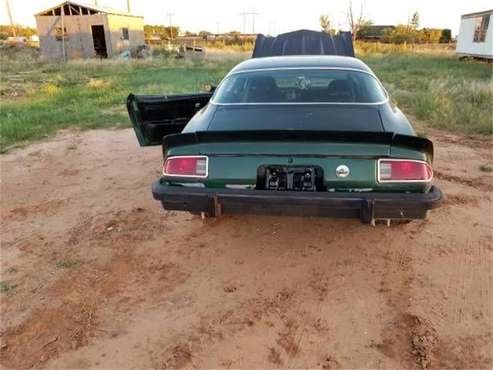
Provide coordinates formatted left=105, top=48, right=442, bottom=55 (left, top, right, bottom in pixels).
left=163, top=131, right=433, bottom=192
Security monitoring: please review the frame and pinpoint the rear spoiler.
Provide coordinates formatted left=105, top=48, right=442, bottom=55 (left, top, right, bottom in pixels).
left=163, top=131, right=434, bottom=160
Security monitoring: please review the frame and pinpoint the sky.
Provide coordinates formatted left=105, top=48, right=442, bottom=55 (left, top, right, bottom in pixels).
left=1, top=0, right=492, bottom=36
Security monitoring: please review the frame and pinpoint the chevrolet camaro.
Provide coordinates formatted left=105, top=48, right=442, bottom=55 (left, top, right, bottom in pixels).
left=127, top=53, right=442, bottom=225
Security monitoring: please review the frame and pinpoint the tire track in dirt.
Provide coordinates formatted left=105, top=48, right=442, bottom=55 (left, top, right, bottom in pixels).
left=431, top=238, right=493, bottom=370
left=373, top=224, right=440, bottom=369
left=148, top=286, right=300, bottom=369
left=442, top=193, right=479, bottom=207
left=434, top=170, right=493, bottom=192
left=5, top=200, right=67, bottom=222
left=141, top=225, right=352, bottom=369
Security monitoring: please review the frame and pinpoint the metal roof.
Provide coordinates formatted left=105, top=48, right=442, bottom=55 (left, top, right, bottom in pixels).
left=461, top=9, right=493, bottom=19
left=35, top=0, right=143, bottom=18
left=228, top=55, right=373, bottom=75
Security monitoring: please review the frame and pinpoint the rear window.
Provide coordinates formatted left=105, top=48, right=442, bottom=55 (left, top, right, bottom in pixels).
left=212, top=69, right=387, bottom=104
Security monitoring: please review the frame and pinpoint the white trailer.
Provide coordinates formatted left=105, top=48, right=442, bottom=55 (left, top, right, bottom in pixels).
left=456, top=9, right=493, bottom=59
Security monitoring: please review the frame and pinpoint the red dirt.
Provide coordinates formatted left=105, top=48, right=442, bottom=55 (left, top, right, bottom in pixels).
left=1, top=127, right=492, bottom=369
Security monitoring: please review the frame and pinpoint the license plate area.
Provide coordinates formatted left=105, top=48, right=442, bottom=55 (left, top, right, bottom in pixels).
left=257, top=166, right=324, bottom=191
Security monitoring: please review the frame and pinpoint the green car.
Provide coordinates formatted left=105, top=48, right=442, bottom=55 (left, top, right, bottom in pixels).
left=128, top=55, right=442, bottom=224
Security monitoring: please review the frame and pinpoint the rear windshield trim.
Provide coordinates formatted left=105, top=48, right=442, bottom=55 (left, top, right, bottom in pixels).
left=211, top=67, right=389, bottom=106
left=228, top=66, right=377, bottom=77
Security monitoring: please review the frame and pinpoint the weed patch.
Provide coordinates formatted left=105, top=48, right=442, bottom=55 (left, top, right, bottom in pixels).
left=0, top=281, right=15, bottom=294
left=55, top=259, right=80, bottom=269
left=479, top=164, right=493, bottom=173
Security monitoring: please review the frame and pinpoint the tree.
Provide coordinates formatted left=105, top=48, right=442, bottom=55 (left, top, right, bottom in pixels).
left=439, top=29, right=451, bottom=43
left=356, top=22, right=379, bottom=40
left=381, top=11, right=425, bottom=44
left=410, top=11, right=420, bottom=30
left=346, top=0, right=371, bottom=41
left=198, top=30, right=211, bottom=38
left=0, top=24, right=37, bottom=39
left=167, top=26, right=179, bottom=39
left=382, top=24, right=414, bottom=44
left=143, top=25, right=180, bottom=40
left=418, top=28, right=441, bottom=43
left=320, top=15, right=332, bottom=34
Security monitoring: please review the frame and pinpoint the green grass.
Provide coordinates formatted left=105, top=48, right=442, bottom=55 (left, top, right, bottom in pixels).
left=55, top=259, right=81, bottom=269
left=0, top=281, right=15, bottom=294
left=0, top=49, right=242, bottom=152
left=479, top=164, right=493, bottom=173
left=361, top=53, right=493, bottom=135
left=0, top=47, right=491, bottom=152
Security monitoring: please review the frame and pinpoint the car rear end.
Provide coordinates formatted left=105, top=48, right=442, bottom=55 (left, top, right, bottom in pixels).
left=153, top=131, right=441, bottom=224
left=128, top=57, right=442, bottom=224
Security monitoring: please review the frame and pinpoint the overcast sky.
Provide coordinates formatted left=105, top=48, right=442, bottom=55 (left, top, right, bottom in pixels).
left=1, top=0, right=491, bottom=36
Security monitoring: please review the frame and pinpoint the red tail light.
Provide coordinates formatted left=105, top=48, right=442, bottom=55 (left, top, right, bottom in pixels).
left=378, top=159, right=433, bottom=182
left=163, top=156, right=208, bottom=178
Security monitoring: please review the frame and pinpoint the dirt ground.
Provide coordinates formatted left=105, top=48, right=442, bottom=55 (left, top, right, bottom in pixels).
left=1, top=126, right=492, bottom=369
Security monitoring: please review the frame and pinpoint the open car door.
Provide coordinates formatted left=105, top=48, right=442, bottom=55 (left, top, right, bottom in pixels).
left=127, top=92, right=212, bottom=146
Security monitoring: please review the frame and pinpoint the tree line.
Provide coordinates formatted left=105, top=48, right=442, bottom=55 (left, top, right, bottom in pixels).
left=320, top=4, right=452, bottom=44
left=0, top=25, right=37, bottom=39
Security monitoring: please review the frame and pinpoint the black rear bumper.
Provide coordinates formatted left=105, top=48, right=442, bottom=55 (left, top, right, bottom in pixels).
left=152, top=180, right=442, bottom=223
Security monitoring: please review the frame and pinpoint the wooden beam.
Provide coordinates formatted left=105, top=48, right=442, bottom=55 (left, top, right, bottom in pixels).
left=61, top=5, right=66, bottom=62
left=70, top=5, right=79, bottom=15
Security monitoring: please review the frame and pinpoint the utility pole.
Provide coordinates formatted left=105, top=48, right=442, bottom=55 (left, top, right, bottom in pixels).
left=240, top=9, right=259, bottom=34
left=215, top=22, right=220, bottom=35
left=5, top=0, right=16, bottom=36
left=166, top=11, right=175, bottom=39
left=250, top=8, right=259, bottom=34
left=127, top=0, right=131, bottom=13
left=239, top=11, right=247, bottom=34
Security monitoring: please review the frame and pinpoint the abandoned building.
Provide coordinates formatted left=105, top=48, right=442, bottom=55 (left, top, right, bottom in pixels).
left=35, top=1, right=145, bottom=60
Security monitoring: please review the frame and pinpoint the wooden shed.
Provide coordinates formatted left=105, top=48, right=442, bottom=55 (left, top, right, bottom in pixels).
left=35, top=1, right=144, bottom=60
